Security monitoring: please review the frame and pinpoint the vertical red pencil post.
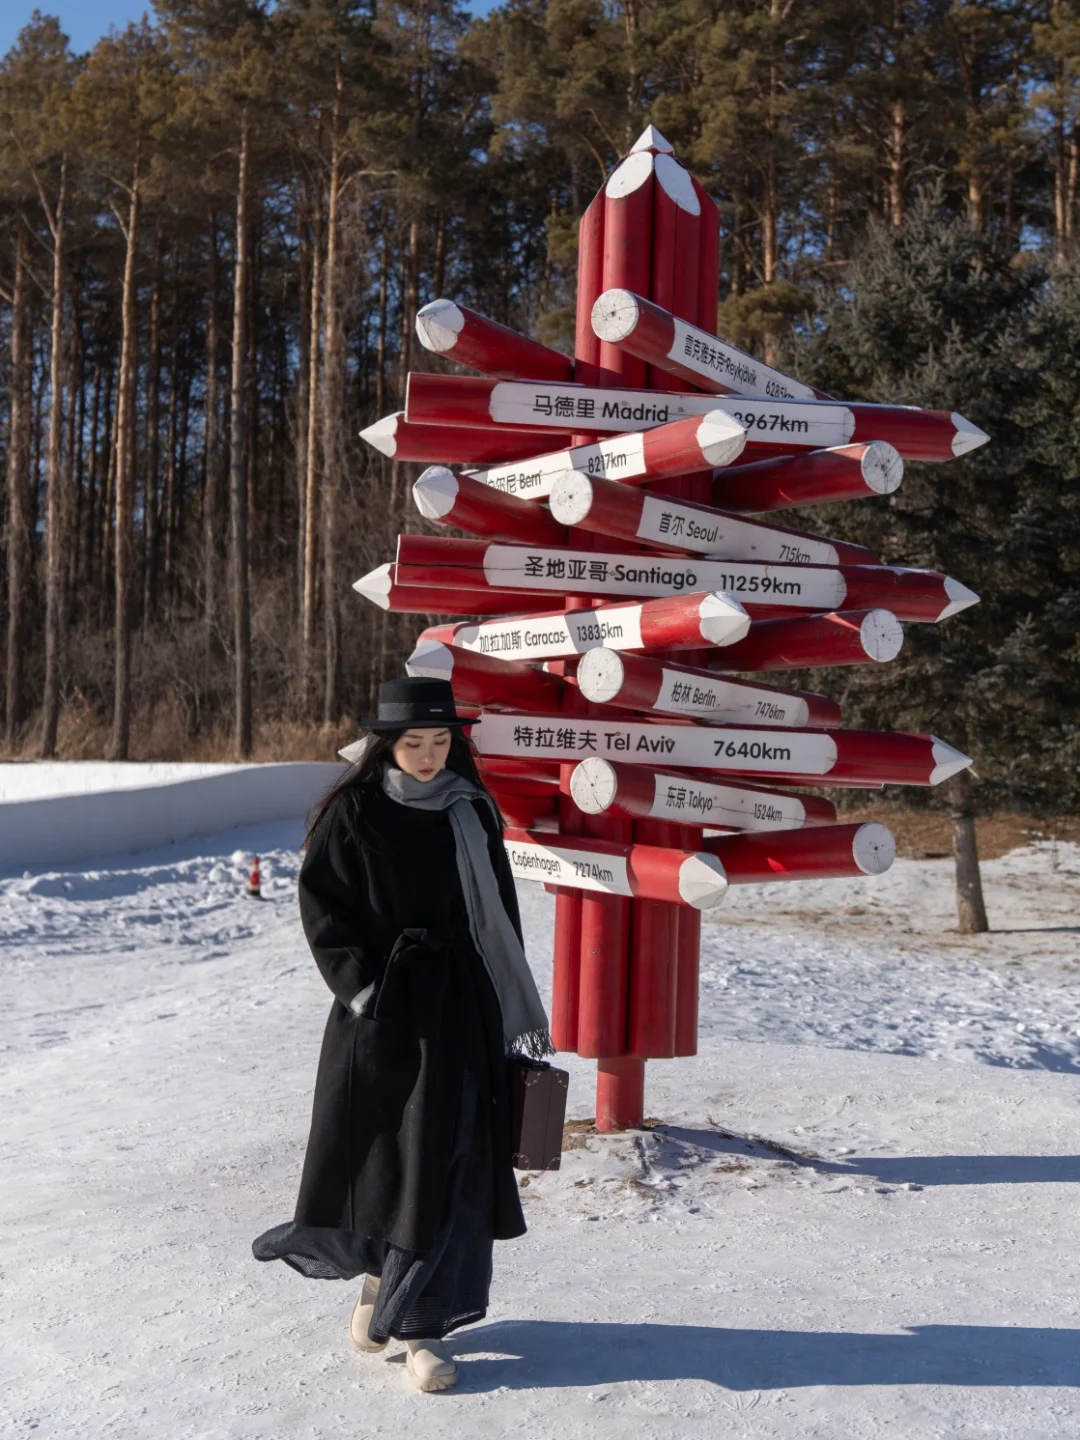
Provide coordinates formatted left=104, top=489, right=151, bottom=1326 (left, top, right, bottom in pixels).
left=553, top=185, right=608, bottom=1055
left=588, top=145, right=659, bottom=1115
left=600, top=150, right=655, bottom=386
left=574, top=190, right=606, bottom=386
left=693, top=176, right=720, bottom=336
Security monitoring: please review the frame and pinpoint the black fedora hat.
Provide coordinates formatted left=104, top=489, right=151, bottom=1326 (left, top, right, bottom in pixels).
left=359, top=676, right=477, bottom=732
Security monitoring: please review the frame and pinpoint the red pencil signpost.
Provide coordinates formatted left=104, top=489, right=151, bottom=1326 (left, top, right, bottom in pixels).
left=462, top=408, right=748, bottom=499
left=590, top=287, right=830, bottom=400
left=354, top=125, right=984, bottom=1133
left=403, top=372, right=990, bottom=462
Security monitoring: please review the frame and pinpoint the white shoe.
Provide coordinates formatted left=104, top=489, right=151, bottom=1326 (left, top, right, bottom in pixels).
left=349, top=1274, right=387, bottom=1353
left=406, top=1338, right=459, bottom=1392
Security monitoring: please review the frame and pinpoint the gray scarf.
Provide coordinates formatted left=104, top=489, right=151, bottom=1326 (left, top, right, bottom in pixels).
left=381, top=764, right=553, bottom=1060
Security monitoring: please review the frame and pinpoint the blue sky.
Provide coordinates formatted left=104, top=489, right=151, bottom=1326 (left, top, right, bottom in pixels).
left=1, top=0, right=497, bottom=57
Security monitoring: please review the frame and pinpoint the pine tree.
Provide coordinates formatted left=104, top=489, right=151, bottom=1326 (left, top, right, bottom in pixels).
left=786, top=190, right=1079, bottom=926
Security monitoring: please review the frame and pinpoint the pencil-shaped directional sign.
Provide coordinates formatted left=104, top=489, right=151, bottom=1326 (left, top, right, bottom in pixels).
left=711, top=442, right=904, bottom=513
left=704, top=822, right=895, bottom=882
left=406, top=637, right=564, bottom=712
left=404, top=374, right=990, bottom=461
left=463, top=409, right=748, bottom=500
left=709, top=608, right=905, bottom=671
left=574, top=646, right=841, bottom=727
left=547, top=468, right=878, bottom=566
left=393, top=535, right=981, bottom=623
left=415, top=299, right=576, bottom=383
left=354, top=562, right=562, bottom=617
left=472, top=711, right=973, bottom=786
left=569, top=756, right=837, bottom=830
left=360, top=411, right=563, bottom=466
left=413, top=466, right=566, bottom=546
left=502, top=827, right=729, bottom=909
left=590, top=288, right=829, bottom=401
left=417, top=589, right=751, bottom=663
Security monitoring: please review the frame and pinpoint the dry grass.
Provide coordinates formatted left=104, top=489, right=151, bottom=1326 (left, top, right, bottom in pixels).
left=2, top=708, right=356, bottom=764
left=835, top=802, right=1080, bottom=861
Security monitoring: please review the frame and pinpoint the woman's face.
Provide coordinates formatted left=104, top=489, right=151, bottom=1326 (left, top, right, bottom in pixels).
left=391, top=727, right=452, bottom=782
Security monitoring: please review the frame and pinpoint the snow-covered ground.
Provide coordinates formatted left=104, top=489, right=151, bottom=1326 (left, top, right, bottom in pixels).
left=2, top=819, right=1079, bottom=1437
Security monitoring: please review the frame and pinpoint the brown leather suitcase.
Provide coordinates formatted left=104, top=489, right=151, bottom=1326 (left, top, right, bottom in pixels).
left=508, top=1058, right=570, bottom=1171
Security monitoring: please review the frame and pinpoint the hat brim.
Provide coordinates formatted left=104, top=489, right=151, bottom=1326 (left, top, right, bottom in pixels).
left=359, top=717, right=479, bottom=731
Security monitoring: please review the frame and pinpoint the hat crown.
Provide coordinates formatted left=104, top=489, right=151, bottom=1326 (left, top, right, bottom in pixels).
left=362, top=674, right=474, bottom=730
left=377, top=676, right=453, bottom=709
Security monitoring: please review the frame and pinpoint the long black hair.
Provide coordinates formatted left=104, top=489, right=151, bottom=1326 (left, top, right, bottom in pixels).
left=304, top=726, right=499, bottom=848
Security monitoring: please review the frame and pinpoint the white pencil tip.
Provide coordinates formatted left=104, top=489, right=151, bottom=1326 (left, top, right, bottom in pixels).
left=359, top=413, right=400, bottom=457
left=940, top=576, right=980, bottom=619
left=698, top=591, right=751, bottom=646
left=413, top=465, right=460, bottom=520
left=655, top=152, right=700, bottom=214
left=697, top=411, right=748, bottom=468
left=852, top=822, right=896, bottom=875
left=861, top=440, right=904, bottom=495
left=591, top=288, right=640, bottom=344
left=406, top=638, right=453, bottom=679
left=569, top=757, right=618, bottom=815
left=352, top=562, right=393, bottom=610
left=929, top=738, right=973, bottom=785
left=630, top=124, right=674, bottom=154
left=951, top=413, right=990, bottom=456
left=606, top=149, right=654, bottom=198
left=678, top=853, right=728, bottom=909
left=415, top=298, right=464, bottom=354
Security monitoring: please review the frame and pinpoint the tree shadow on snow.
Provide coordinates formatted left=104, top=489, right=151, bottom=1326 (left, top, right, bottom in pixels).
left=834, top=1153, right=1080, bottom=1185
left=451, top=1320, right=1080, bottom=1392
left=650, top=1124, right=1080, bottom=1187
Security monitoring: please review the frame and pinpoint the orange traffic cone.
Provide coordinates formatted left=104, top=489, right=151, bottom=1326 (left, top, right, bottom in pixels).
left=247, top=855, right=263, bottom=899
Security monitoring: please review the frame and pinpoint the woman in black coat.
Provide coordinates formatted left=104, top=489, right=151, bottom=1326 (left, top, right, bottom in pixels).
left=253, top=677, right=552, bottom=1393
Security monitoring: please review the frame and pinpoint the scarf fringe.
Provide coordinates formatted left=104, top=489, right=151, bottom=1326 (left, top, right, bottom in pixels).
left=509, top=1027, right=556, bottom=1061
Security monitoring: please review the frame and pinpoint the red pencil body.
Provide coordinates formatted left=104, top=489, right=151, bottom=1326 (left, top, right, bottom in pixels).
left=415, top=298, right=574, bottom=382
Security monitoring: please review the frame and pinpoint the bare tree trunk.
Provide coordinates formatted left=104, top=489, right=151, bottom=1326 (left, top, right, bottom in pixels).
left=295, top=194, right=311, bottom=621
left=302, top=194, right=323, bottom=706
left=433, top=210, right=446, bottom=298
left=99, top=369, right=118, bottom=626
left=949, top=769, right=989, bottom=934
left=203, top=214, right=222, bottom=632
left=321, top=72, right=345, bottom=727
left=64, top=307, right=80, bottom=625
left=110, top=158, right=141, bottom=761
left=4, top=215, right=32, bottom=751
left=85, top=360, right=102, bottom=592
left=888, top=97, right=905, bottom=226
left=163, top=260, right=181, bottom=600
left=230, top=111, right=253, bottom=759
left=143, top=224, right=164, bottom=624
left=41, top=157, right=69, bottom=758
left=375, top=230, right=388, bottom=416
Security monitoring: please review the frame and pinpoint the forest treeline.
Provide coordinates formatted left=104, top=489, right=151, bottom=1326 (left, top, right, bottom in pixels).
left=0, top=1, right=1078, bottom=810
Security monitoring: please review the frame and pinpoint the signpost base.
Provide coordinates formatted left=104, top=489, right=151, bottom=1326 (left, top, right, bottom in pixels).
left=596, top=1056, right=646, bottom=1132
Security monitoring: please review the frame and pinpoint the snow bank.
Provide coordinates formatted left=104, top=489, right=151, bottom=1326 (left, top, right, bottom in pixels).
left=0, top=762, right=344, bottom=874
left=2, top=830, right=1080, bottom=1435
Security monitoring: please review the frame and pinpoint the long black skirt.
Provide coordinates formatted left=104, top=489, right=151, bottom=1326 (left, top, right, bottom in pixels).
left=253, top=1068, right=495, bottom=1342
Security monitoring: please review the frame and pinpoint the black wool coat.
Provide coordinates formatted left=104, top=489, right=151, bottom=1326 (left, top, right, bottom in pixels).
left=291, top=783, right=526, bottom=1254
